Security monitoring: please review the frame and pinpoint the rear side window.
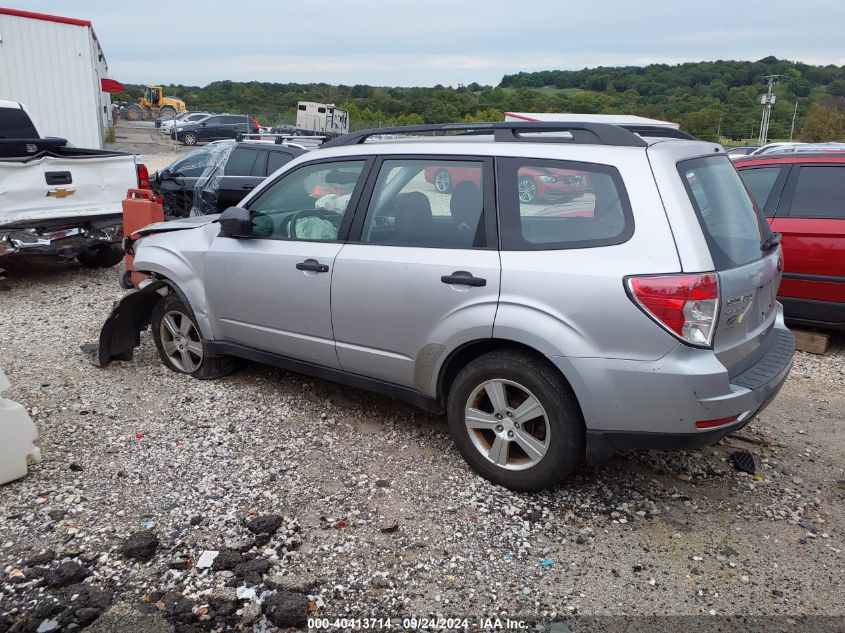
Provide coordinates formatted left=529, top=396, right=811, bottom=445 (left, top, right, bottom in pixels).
left=267, top=150, right=295, bottom=175
left=498, top=158, right=633, bottom=250
left=738, top=166, right=782, bottom=216
left=787, top=166, right=845, bottom=219
left=679, top=156, right=768, bottom=269
left=224, top=148, right=259, bottom=176
left=0, top=106, right=39, bottom=139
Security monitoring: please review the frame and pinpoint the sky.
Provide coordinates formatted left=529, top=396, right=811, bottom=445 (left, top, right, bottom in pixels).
left=8, top=0, right=845, bottom=87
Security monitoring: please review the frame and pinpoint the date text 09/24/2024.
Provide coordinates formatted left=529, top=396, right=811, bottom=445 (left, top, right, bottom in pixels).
left=308, top=617, right=528, bottom=630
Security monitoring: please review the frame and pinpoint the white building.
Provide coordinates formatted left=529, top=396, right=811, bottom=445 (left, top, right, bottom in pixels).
left=0, top=7, right=118, bottom=148
left=505, top=112, right=679, bottom=129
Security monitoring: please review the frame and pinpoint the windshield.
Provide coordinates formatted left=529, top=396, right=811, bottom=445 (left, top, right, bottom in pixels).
left=678, top=155, right=772, bottom=270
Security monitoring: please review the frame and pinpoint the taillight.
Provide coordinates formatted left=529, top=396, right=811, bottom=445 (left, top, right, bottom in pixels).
left=626, top=273, right=719, bottom=347
left=136, top=163, right=150, bottom=190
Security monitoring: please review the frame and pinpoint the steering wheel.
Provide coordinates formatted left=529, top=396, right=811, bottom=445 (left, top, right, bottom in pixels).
left=283, top=208, right=341, bottom=238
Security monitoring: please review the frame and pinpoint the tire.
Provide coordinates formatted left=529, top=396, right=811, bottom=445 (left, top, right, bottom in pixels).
left=151, top=293, right=235, bottom=380
left=119, top=269, right=133, bottom=290
left=518, top=176, right=537, bottom=203
left=159, top=106, right=176, bottom=119
left=182, top=132, right=198, bottom=146
left=433, top=169, right=452, bottom=193
left=76, top=243, right=124, bottom=268
left=447, top=350, right=584, bottom=492
left=125, top=105, right=145, bottom=122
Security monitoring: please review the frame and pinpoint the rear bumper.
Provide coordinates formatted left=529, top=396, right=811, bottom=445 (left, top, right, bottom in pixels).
left=551, top=323, right=795, bottom=465
left=0, top=215, right=122, bottom=259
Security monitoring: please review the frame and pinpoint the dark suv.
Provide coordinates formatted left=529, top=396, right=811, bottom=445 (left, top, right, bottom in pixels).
left=736, top=151, right=845, bottom=329
left=152, top=140, right=306, bottom=217
left=172, top=115, right=259, bottom=145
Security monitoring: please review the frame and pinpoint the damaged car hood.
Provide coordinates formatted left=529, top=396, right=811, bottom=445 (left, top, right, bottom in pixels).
left=134, top=214, right=220, bottom=236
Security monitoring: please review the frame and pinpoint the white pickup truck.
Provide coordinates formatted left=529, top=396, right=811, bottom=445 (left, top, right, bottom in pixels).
left=0, top=100, right=146, bottom=267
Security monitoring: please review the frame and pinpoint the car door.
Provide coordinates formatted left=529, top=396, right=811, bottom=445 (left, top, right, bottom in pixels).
left=203, top=158, right=371, bottom=367
left=331, top=156, right=500, bottom=391
left=157, top=147, right=216, bottom=217
left=197, top=116, right=221, bottom=141
left=215, top=146, right=266, bottom=211
left=771, top=162, right=845, bottom=310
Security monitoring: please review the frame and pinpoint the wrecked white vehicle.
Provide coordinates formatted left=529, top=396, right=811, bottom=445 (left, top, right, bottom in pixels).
left=0, top=368, right=41, bottom=485
left=0, top=100, right=147, bottom=267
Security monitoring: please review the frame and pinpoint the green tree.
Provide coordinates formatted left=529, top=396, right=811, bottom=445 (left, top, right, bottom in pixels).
left=800, top=98, right=845, bottom=141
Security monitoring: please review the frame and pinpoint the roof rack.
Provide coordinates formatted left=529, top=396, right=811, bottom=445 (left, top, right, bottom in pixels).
left=321, top=122, right=699, bottom=148
left=322, top=122, right=660, bottom=148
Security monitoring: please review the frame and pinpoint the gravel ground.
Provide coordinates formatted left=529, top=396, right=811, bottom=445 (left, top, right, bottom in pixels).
left=0, top=261, right=844, bottom=632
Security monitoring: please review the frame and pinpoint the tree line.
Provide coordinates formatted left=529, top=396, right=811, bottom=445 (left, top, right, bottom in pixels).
left=115, top=56, right=845, bottom=142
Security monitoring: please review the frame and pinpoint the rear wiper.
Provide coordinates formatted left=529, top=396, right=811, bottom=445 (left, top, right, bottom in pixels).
left=761, top=232, right=782, bottom=252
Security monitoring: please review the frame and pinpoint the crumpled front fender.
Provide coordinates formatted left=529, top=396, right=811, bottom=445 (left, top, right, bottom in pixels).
left=97, top=281, right=170, bottom=367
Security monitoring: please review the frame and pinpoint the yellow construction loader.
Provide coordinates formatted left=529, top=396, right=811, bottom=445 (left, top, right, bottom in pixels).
left=124, top=86, right=187, bottom=121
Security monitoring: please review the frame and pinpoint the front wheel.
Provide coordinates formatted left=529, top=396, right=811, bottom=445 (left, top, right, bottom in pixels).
left=151, top=294, right=234, bottom=379
left=447, top=350, right=584, bottom=491
left=77, top=243, right=124, bottom=268
left=159, top=106, right=176, bottom=119
left=182, top=132, right=198, bottom=146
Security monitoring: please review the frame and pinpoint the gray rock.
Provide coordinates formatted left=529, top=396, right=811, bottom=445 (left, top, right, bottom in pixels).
left=266, top=571, right=318, bottom=593
left=263, top=590, right=308, bottom=628
left=86, top=604, right=174, bottom=633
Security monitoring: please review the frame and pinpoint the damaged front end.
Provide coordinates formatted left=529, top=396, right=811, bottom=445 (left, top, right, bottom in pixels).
left=97, top=280, right=170, bottom=367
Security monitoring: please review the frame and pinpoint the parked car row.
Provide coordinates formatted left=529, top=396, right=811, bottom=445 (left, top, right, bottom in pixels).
left=728, top=141, right=845, bottom=160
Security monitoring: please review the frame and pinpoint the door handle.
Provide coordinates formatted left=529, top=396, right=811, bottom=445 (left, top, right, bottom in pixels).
left=296, top=258, right=329, bottom=273
left=441, top=270, right=486, bottom=287
left=241, top=185, right=255, bottom=190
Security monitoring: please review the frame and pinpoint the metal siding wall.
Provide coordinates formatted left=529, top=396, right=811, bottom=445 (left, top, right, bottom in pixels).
left=0, top=14, right=103, bottom=148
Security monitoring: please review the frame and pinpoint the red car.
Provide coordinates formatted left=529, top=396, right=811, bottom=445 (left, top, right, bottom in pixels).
left=736, top=152, right=845, bottom=330
left=424, top=165, right=589, bottom=202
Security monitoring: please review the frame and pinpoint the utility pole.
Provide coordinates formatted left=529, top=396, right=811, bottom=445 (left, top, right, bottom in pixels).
left=789, top=100, right=799, bottom=141
left=758, top=74, right=783, bottom=146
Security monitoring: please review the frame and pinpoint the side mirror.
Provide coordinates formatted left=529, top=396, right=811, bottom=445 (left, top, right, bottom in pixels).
left=200, top=122, right=207, bottom=127
left=218, top=206, right=252, bottom=238
left=157, top=168, right=170, bottom=180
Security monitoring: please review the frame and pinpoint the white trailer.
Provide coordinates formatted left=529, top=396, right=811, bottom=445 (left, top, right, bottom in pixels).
left=0, top=7, right=114, bottom=149
left=296, top=101, right=349, bottom=136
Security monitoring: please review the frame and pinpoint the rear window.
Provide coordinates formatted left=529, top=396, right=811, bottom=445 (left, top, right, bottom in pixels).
left=0, top=106, right=39, bottom=139
left=679, top=156, right=769, bottom=269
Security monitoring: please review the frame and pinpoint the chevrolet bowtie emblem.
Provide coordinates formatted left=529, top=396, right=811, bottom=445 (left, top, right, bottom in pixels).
left=46, top=188, right=75, bottom=199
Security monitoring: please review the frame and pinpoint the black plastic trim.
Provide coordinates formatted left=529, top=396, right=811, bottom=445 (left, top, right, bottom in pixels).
left=782, top=272, right=845, bottom=284
left=205, top=341, right=444, bottom=414
left=780, top=296, right=845, bottom=329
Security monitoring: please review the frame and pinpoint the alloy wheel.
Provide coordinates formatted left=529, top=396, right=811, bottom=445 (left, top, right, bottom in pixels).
left=464, top=379, right=550, bottom=471
left=159, top=310, right=203, bottom=373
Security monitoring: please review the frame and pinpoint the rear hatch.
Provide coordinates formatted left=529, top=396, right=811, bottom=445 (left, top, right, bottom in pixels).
left=0, top=153, right=137, bottom=227
left=675, top=154, right=782, bottom=376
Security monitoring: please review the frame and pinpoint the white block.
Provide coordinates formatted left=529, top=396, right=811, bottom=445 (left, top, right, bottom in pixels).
left=0, top=368, right=41, bottom=485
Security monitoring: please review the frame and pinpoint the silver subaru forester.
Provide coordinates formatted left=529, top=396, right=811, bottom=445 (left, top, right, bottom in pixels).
left=99, top=122, right=795, bottom=491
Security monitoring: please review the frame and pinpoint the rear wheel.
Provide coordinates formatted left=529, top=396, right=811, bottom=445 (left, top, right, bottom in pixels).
left=433, top=169, right=452, bottom=193
left=151, top=294, right=234, bottom=379
left=447, top=350, right=584, bottom=491
left=76, top=243, right=124, bottom=268
left=182, top=132, right=198, bottom=146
